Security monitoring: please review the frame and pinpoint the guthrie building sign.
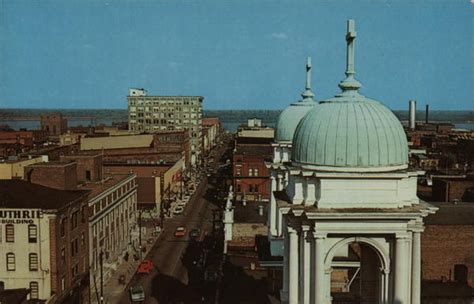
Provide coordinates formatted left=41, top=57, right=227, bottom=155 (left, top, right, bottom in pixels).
left=0, top=209, right=43, bottom=224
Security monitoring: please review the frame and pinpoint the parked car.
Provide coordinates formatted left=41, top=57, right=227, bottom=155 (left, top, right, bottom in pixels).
left=137, top=259, right=154, bottom=274
left=174, top=226, right=186, bottom=237
left=189, top=228, right=201, bottom=239
left=129, top=285, right=145, bottom=302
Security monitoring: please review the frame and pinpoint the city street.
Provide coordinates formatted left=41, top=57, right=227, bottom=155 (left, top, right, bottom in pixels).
left=117, top=141, right=231, bottom=304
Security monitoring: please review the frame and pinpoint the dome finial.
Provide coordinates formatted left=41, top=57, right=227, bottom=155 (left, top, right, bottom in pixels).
left=301, top=56, right=315, bottom=101
left=339, top=19, right=362, bottom=92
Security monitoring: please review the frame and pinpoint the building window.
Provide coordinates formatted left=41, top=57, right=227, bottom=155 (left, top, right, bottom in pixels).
left=61, top=277, right=66, bottom=291
left=0, top=281, right=4, bottom=291
left=29, top=253, right=39, bottom=271
left=60, top=218, right=67, bottom=237
left=236, top=184, right=241, bottom=192
left=249, top=185, right=254, bottom=193
left=81, top=206, right=86, bottom=223
left=248, top=169, right=253, bottom=177
left=236, top=167, right=241, bottom=176
left=6, top=253, right=15, bottom=271
left=28, top=224, right=38, bottom=243
left=71, top=211, right=79, bottom=230
left=254, top=168, right=259, bottom=176
left=71, top=239, right=79, bottom=257
left=255, top=185, right=259, bottom=193
left=29, top=281, right=39, bottom=299
left=61, top=248, right=66, bottom=264
left=86, top=170, right=91, bottom=181
left=5, top=224, right=14, bottom=243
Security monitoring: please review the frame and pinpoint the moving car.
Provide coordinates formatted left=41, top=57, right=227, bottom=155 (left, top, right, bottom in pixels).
left=129, top=285, right=145, bottom=302
left=174, top=226, right=186, bottom=237
left=173, top=206, right=184, bottom=215
left=137, top=259, right=154, bottom=274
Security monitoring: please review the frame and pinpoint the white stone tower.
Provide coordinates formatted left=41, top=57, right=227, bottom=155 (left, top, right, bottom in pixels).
left=278, top=20, right=437, bottom=304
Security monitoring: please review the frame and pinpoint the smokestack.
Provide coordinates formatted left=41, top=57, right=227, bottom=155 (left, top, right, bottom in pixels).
left=425, top=104, right=429, bottom=124
left=409, top=100, right=416, bottom=130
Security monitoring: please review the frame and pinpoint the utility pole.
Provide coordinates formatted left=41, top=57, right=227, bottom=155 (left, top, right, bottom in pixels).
left=138, top=210, right=142, bottom=260
left=99, top=250, right=104, bottom=304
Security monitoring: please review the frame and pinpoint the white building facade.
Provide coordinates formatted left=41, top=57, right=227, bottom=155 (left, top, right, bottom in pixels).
left=275, top=20, right=437, bottom=304
left=0, top=209, right=53, bottom=300
left=85, top=174, right=139, bottom=303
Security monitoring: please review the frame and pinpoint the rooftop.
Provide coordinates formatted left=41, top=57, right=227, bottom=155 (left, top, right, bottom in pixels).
left=0, top=180, right=89, bottom=210
left=234, top=201, right=267, bottom=224
left=424, top=202, right=474, bottom=225
left=78, top=174, right=134, bottom=198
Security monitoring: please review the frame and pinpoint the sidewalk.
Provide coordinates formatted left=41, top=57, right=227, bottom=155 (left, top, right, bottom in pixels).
left=98, top=228, right=159, bottom=303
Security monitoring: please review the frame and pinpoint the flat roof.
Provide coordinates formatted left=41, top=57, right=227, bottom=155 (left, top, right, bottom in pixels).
left=234, top=201, right=267, bottom=224
left=79, top=174, right=133, bottom=198
left=0, top=180, right=89, bottom=210
left=424, top=202, right=474, bottom=225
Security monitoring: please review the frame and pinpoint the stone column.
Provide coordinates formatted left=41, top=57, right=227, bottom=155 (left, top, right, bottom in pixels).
left=281, top=217, right=289, bottom=302
left=269, top=175, right=277, bottom=236
left=288, top=226, right=299, bottom=304
left=313, top=235, right=326, bottom=304
left=411, top=231, right=421, bottom=304
left=302, top=227, right=312, bottom=304
left=274, top=146, right=281, bottom=163
left=394, top=235, right=410, bottom=303
left=277, top=174, right=284, bottom=191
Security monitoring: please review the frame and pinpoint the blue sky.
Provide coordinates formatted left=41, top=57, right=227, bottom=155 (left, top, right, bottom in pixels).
left=0, top=0, right=472, bottom=110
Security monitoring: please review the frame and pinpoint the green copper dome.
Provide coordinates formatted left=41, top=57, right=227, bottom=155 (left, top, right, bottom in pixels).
left=291, top=20, right=408, bottom=172
left=275, top=57, right=318, bottom=142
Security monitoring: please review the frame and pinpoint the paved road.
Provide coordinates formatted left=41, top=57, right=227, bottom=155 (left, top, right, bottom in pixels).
left=118, top=145, right=228, bottom=304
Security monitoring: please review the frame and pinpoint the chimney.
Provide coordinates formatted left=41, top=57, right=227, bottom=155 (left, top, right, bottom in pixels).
left=409, top=100, right=416, bottom=130
left=425, top=104, right=429, bottom=124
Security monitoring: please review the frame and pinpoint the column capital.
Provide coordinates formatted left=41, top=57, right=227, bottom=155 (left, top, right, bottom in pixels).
left=314, top=233, right=327, bottom=240
left=270, top=175, right=276, bottom=180
left=287, top=226, right=298, bottom=234
left=396, top=232, right=411, bottom=240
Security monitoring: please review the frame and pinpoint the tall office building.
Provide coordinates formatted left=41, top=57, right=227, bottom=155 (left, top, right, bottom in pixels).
left=127, top=88, right=203, bottom=166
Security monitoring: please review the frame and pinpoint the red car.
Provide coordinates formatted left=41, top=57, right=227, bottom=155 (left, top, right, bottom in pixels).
left=174, top=226, right=186, bottom=237
left=137, top=259, right=154, bottom=274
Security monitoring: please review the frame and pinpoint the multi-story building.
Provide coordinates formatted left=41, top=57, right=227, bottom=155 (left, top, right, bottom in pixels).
left=79, top=174, right=138, bottom=303
left=80, top=131, right=191, bottom=168
left=0, top=180, right=90, bottom=303
left=233, top=136, right=273, bottom=202
left=127, top=88, right=203, bottom=166
left=202, top=117, right=221, bottom=155
left=0, top=155, right=48, bottom=179
left=40, top=113, right=68, bottom=136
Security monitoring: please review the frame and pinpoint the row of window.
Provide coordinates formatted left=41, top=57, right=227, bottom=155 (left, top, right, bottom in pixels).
left=92, top=180, right=135, bottom=217
left=5, top=252, right=38, bottom=271
left=0, top=224, right=37, bottom=243
left=236, top=184, right=260, bottom=193
left=235, top=168, right=260, bottom=177
left=129, top=99, right=201, bottom=106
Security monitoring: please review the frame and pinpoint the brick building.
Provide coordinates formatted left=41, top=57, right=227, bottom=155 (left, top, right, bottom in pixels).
left=127, top=88, right=203, bottom=166
left=41, top=113, right=68, bottom=136
left=80, top=131, right=191, bottom=168
left=202, top=117, right=221, bottom=155
left=421, top=202, right=474, bottom=300
left=0, top=156, right=48, bottom=180
left=233, top=137, right=273, bottom=202
left=61, top=152, right=103, bottom=183
left=432, top=176, right=474, bottom=202
left=104, top=158, right=184, bottom=215
left=24, top=161, right=78, bottom=191
left=0, top=180, right=90, bottom=303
